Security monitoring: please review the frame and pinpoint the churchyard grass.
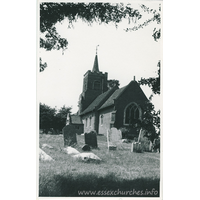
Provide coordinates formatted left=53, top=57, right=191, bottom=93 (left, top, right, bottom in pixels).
left=39, top=134, right=160, bottom=197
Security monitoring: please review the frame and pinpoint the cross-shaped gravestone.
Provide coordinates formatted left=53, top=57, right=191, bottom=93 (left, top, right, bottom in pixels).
left=62, top=124, right=77, bottom=147
left=107, top=127, right=123, bottom=150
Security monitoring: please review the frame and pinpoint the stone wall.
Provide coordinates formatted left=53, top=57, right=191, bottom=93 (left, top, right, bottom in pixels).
left=81, top=112, right=96, bottom=133
left=98, top=107, right=114, bottom=135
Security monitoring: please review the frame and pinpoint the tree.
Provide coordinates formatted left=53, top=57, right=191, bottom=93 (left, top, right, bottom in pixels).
left=137, top=61, right=161, bottom=140
left=40, top=3, right=141, bottom=50
left=39, top=2, right=161, bottom=71
left=141, top=101, right=160, bottom=142
left=127, top=100, right=159, bottom=142
left=138, top=60, right=160, bottom=95
left=39, top=103, right=72, bottom=133
left=39, top=103, right=56, bottom=132
left=125, top=4, right=161, bottom=41
left=40, top=58, right=47, bottom=72
left=107, top=79, right=120, bottom=89
left=55, top=105, right=72, bottom=129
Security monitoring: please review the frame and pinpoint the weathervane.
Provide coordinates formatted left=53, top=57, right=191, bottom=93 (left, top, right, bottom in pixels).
left=96, top=45, right=99, bottom=54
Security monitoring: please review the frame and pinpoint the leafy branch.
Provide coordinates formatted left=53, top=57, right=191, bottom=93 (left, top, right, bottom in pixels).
left=138, top=61, right=160, bottom=95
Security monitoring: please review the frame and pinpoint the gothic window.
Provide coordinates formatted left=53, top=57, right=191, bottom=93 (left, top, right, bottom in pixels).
left=93, top=81, right=101, bottom=90
left=111, top=111, right=116, bottom=122
left=124, top=102, right=142, bottom=125
left=100, top=115, right=104, bottom=125
left=85, top=118, right=88, bottom=127
left=89, top=116, right=92, bottom=127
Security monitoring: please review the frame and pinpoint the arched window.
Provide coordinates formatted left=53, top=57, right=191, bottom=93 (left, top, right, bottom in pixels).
left=85, top=118, right=88, bottom=127
left=93, top=81, right=101, bottom=90
left=89, top=116, right=92, bottom=127
left=111, top=111, right=116, bottom=122
left=100, top=115, right=104, bottom=125
left=124, top=102, right=142, bottom=125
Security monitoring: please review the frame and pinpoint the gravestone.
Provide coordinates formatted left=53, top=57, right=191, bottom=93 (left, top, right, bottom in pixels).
left=131, top=129, right=145, bottom=153
left=141, top=137, right=152, bottom=152
left=153, top=137, right=160, bottom=153
left=72, top=152, right=101, bottom=163
left=131, top=142, right=142, bottom=153
left=42, top=144, right=53, bottom=149
left=149, top=140, right=153, bottom=152
left=39, top=148, right=54, bottom=161
left=82, top=144, right=91, bottom=151
left=62, top=124, right=77, bottom=147
left=85, top=131, right=98, bottom=148
left=63, top=146, right=80, bottom=155
left=107, top=127, right=123, bottom=150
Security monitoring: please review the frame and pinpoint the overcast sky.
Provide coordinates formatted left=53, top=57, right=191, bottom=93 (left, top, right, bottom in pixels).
left=38, top=1, right=162, bottom=113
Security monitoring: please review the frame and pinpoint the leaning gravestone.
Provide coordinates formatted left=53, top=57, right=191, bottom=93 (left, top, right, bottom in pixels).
left=63, top=146, right=80, bottom=155
left=72, top=152, right=101, bottom=163
left=107, top=127, right=123, bottom=150
left=39, top=148, right=54, bottom=161
left=62, top=124, right=77, bottom=147
left=149, top=140, right=153, bottom=152
left=131, top=129, right=145, bottom=153
left=85, top=131, right=98, bottom=148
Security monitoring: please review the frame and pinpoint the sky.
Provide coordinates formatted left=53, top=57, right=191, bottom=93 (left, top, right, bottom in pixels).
left=38, top=1, right=162, bottom=113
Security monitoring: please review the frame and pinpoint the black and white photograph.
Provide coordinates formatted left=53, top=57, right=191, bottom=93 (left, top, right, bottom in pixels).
left=38, top=0, right=162, bottom=198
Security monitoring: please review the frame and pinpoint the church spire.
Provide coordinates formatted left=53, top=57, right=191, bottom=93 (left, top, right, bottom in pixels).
left=92, top=45, right=99, bottom=73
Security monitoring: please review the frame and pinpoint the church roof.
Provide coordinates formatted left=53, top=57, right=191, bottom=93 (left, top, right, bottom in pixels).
left=71, top=114, right=83, bottom=124
left=92, top=54, right=99, bottom=73
left=80, top=87, right=117, bottom=115
left=98, top=85, right=127, bottom=110
left=99, top=81, right=148, bottom=110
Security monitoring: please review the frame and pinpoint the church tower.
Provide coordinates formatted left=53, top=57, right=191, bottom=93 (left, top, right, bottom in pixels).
left=78, top=48, right=108, bottom=114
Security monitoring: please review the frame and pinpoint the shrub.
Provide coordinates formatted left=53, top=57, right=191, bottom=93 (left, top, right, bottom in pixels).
left=119, top=127, right=130, bottom=139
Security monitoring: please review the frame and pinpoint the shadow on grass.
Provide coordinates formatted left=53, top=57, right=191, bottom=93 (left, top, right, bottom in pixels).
left=39, top=172, right=160, bottom=197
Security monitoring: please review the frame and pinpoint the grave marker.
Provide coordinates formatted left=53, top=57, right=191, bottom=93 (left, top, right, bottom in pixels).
left=141, top=137, right=153, bottom=152
left=131, top=128, right=145, bottom=152
left=82, top=144, right=91, bottom=151
left=107, top=127, right=123, bottom=150
left=85, top=131, right=98, bottom=148
left=62, top=124, right=77, bottom=147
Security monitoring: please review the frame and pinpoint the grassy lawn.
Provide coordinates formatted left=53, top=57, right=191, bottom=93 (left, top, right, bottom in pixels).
left=39, top=134, right=160, bottom=197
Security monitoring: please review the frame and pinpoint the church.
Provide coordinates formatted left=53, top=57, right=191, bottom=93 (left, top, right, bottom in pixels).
left=76, top=51, right=148, bottom=136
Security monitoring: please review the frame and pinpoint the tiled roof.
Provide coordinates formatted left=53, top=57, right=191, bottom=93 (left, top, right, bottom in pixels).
left=80, top=88, right=116, bottom=115
left=71, top=115, right=83, bottom=124
left=98, top=85, right=127, bottom=110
